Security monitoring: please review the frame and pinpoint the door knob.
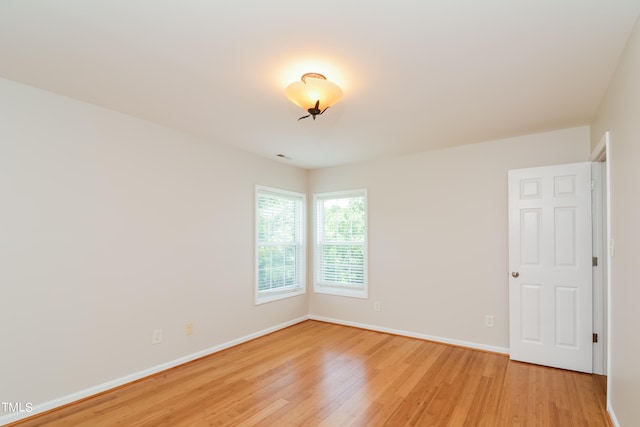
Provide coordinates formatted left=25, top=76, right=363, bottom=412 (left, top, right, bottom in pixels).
left=511, top=272, right=520, bottom=278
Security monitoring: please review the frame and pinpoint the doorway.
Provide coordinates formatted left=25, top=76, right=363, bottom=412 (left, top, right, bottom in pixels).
left=507, top=134, right=610, bottom=375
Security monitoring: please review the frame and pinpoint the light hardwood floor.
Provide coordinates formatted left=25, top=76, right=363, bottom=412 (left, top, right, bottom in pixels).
left=9, top=320, right=610, bottom=426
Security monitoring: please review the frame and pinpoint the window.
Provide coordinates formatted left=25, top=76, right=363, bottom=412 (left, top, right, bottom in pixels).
left=314, top=189, right=368, bottom=298
left=255, top=186, right=306, bottom=304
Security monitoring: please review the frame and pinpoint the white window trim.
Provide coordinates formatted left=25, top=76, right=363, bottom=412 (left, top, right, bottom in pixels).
left=313, top=189, right=368, bottom=299
left=255, top=185, right=306, bottom=305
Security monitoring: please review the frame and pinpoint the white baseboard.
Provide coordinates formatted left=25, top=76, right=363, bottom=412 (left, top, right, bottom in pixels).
left=607, top=404, right=620, bottom=427
left=0, top=316, right=308, bottom=426
left=308, top=315, right=510, bottom=355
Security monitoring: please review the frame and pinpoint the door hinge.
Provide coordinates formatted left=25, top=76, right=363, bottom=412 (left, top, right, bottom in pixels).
left=593, top=333, right=598, bottom=343
left=592, top=257, right=598, bottom=267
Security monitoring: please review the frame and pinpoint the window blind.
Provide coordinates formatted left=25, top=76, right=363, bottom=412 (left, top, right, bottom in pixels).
left=256, top=188, right=305, bottom=296
left=315, top=191, right=367, bottom=288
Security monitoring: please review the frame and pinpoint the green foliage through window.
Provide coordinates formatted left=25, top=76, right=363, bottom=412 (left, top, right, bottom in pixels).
left=315, top=192, right=367, bottom=288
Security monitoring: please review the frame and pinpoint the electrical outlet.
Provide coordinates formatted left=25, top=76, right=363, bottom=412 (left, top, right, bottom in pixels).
left=152, top=329, right=163, bottom=344
left=374, top=301, right=381, bottom=312
left=185, top=323, right=194, bottom=335
left=485, top=315, right=494, bottom=328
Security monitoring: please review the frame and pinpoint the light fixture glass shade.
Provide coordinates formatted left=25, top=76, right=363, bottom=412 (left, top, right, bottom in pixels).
left=285, top=74, right=343, bottom=111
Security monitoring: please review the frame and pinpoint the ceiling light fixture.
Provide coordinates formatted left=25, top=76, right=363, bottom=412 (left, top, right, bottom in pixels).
left=285, top=73, right=343, bottom=121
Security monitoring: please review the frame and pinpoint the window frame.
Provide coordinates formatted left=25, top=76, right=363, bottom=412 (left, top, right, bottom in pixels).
left=313, top=189, right=368, bottom=299
left=255, top=185, right=306, bottom=305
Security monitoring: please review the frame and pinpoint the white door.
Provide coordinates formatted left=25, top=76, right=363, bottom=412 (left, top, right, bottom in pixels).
left=508, top=162, right=593, bottom=373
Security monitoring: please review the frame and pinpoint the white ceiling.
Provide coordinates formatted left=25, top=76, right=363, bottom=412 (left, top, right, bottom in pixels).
left=1, top=1, right=639, bottom=169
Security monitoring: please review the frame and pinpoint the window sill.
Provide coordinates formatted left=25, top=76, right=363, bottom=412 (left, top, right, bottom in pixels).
left=313, top=284, right=368, bottom=299
left=255, top=287, right=305, bottom=305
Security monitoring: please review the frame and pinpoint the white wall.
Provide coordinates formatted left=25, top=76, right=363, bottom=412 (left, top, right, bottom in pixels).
left=0, top=78, right=308, bottom=415
left=590, top=14, right=640, bottom=426
left=309, top=127, right=590, bottom=350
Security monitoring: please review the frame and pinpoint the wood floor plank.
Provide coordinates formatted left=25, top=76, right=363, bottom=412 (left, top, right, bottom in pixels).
left=7, top=320, right=610, bottom=426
